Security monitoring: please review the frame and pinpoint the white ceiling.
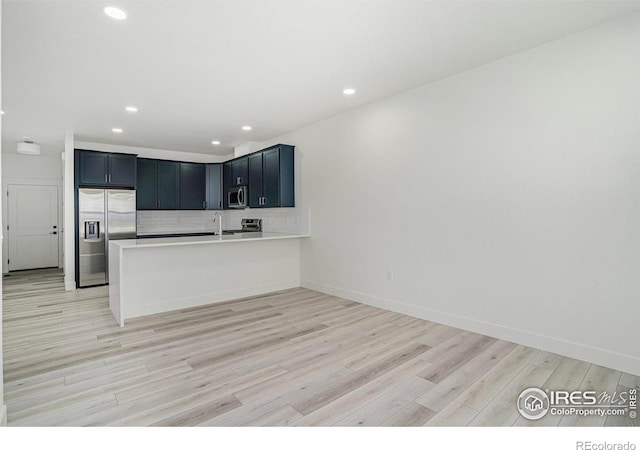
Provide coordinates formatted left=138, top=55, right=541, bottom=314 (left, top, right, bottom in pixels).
left=2, top=0, right=639, bottom=157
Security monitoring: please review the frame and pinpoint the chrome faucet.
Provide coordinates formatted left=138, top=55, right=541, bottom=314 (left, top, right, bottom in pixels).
left=213, top=212, right=223, bottom=236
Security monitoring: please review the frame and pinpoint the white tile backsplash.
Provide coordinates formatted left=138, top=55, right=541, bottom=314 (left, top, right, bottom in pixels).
left=220, top=206, right=311, bottom=234
left=137, top=207, right=310, bottom=236
left=137, top=210, right=218, bottom=235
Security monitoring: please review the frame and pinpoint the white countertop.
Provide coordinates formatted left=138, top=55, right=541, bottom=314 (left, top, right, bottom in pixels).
left=111, top=232, right=310, bottom=249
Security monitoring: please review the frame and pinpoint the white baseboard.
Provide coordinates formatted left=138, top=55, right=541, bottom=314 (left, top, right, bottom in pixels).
left=302, top=279, right=640, bottom=377
left=1, top=404, right=7, bottom=426
left=64, top=281, right=76, bottom=291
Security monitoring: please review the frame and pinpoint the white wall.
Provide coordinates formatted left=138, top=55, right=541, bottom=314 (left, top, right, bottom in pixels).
left=63, top=132, right=75, bottom=290
left=74, top=141, right=231, bottom=163
left=258, top=13, right=640, bottom=375
left=234, top=141, right=261, bottom=158
left=1, top=153, right=64, bottom=273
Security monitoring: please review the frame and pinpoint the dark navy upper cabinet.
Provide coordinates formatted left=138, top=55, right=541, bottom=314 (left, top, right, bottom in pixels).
left=247, top=145, right=294, bottom=208
left=248, top=153, right=263, bottom=208
left=180, top=162, right=206, bottom=210
left=206, top=164, right=223, bottom=210
left=109, top=154, right=136, bottom=186
left=136, top=158, right=180, bottom=210
left=223, top=162, right=232, bottom=209
left=231, top=157, right=248, bottom=186
left=136, top=158, right=157, bottom=209
left=77, top=150, right=136, bottom=187
left=158, top=161, right=181, bottom=209
left=78, top=151, right=108, bottom=185
left=223, top=157, right=248, bottom=209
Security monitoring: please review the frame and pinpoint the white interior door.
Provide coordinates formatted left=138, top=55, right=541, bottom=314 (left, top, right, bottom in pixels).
left=7, top=185, right=59, bottom=271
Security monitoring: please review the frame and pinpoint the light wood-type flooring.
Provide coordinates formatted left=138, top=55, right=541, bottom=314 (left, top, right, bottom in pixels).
left=2, top=269, right=638, bottom=426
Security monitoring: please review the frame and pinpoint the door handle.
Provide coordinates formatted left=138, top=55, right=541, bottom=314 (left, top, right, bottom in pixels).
left=51, top=231, right=58, bottom=235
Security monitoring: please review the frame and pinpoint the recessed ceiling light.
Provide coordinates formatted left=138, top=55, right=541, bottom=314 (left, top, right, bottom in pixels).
left=104, top=6, right=127, bottom=20
left=0, top=110, right=4, bottom=115
left=125, top=106, right=138, bottom=113
left=211, top=140, right=221, bottom=145
left=343, top=88, right=356, bottom=95
left=242, top=126, right=252, bottom=131
left=112, top=128, right=123, bottom=133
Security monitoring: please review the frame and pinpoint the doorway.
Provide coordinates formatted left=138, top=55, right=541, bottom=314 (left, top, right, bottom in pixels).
left=7, top=184, right=59, bottom=271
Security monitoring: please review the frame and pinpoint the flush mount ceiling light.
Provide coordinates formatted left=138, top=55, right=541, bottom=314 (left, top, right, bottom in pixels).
left=112, top=128, right=123, bottom=133
left=125, top=106, right=138, bottom=113
left=104, top=6, right=127, bottom=20
left=17, top=139, right=41, bottom=155
left=343, top=88, right=356, bottom=95
left=242, top=126, right=252, bottom=131
left=211, top=140, right=221, bottom=145
left=1, top=110, right=4, bottom=115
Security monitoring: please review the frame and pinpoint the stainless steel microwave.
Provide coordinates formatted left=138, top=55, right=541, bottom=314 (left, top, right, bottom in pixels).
left=228, top=186, right=247, bottom=208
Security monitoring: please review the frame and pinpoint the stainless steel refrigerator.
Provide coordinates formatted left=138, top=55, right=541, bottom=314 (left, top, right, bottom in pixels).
left=78, top=188, right=136, bottom=287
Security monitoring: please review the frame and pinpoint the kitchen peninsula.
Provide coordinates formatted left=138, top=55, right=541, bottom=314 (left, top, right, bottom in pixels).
left=108, top=232, right=308, bottom=326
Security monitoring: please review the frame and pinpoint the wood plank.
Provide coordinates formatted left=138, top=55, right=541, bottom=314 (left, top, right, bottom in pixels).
left=381, top=401, right=435, bottom=426
left=292, top=358, right=434, bottom=426
left=290, top=342, right=430, bottom=416
left=558, top=365, right=621, bottom=427
left=469, top=363, right=553, bottom=426
left=336, top=376, right=433, bottom=426
left=453, top=345, right=538, bottom=411
left=424, top=401, right=479, bottom=426
left=415, top=339, right=516, bottom=412
left=243, top=405, right=303, bottom=426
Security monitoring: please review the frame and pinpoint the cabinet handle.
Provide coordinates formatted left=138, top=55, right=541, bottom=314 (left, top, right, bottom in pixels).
left=105, top=174, right=108, bottom=183
left=156, top=199, right=159, bottom=208
left=237, top=177, right=242, bottom=185
left=109, top=174, right=112, bottom=183
left=203, top=201, right=206, bottom=209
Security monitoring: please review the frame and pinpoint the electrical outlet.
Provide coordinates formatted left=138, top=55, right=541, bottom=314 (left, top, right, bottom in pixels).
left=387, top=270, right=394, bottom=281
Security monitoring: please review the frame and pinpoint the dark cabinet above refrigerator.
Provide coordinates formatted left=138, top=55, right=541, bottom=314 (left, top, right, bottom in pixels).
left=77, top=150, right=136, bottom=188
